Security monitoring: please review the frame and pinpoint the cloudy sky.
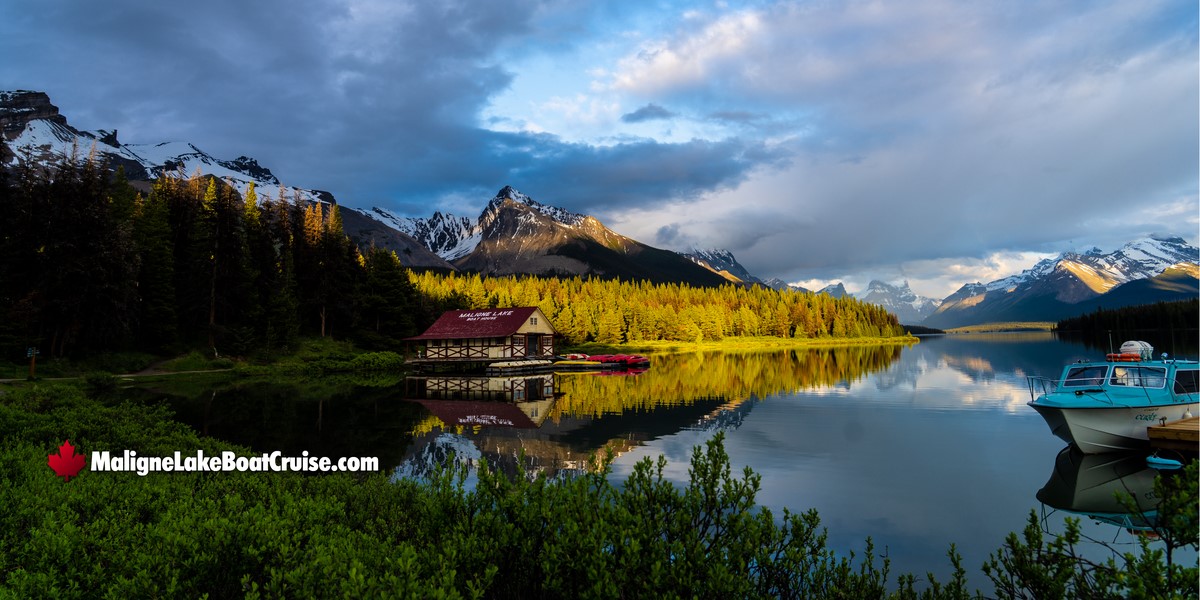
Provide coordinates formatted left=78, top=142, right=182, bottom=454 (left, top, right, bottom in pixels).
left=3, top=0, right=1196, bottom=297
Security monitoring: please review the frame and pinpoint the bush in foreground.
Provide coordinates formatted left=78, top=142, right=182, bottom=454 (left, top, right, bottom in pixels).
left=0, top=382, right=1194, bottom=598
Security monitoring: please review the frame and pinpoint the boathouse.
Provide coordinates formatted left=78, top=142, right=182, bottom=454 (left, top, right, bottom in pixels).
left=407, top=307, right=558, bottom=363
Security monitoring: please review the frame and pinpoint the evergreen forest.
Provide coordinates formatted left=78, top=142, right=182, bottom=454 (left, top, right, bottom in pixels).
left=0, top=151, right=905, bottom=362
left=1055, top=299, right=1200, bottom=355
left=1056, top=299, right=1199, bottom=334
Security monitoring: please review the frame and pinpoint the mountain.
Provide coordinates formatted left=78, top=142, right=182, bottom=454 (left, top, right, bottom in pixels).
left=818, top=283, right=849, bottom=298
left=338, top=210, right=455, bottom=270
left=856, top=280, right=942, bottom=324
left=924, top=236, right=1199, bottom=328
left=761, top=277, right=811, bottom=293
left=360, top=207, right=478, bottom=261
left=3, top=91, right=315, bottom=202
left=1, top=90, right=452, bottom=269
left=682, top=248, right=759, bottom=284
left=1067, top=263, right=1200, bottom=315
left=352, top=186, right=729, bottom=286
left=452, top=187, right=729, bottom=286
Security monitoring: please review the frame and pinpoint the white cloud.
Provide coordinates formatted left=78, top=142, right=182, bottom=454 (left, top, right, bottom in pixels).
left=595, top=0, right=1197, bottom=297
left=539, top=94, right=623, bottom=128
left=609, top=10, right=763, bottom=94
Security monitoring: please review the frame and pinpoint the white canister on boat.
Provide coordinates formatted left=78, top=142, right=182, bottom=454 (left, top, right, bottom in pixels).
left=1118, top=340, right=1154, bottom=360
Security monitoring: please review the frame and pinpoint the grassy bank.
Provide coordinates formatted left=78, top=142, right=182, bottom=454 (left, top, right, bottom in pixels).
left=564, top=334, right=918, bottom=355
left=1, top=337, right=411, bottom=383
left=5, top=334, right=917, bottom=383
left=945, top=322, right=1055, bottom=333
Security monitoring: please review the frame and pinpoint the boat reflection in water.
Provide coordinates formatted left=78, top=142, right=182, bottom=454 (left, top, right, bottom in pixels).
left=1036, top=447, right=1162, bottom=533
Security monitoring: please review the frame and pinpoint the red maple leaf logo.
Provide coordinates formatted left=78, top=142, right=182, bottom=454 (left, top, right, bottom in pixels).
left=48, top=439, right=86, bottom=481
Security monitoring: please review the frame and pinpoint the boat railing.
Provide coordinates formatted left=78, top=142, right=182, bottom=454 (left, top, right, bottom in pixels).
left=1026, top=376, right=1113, bottom=404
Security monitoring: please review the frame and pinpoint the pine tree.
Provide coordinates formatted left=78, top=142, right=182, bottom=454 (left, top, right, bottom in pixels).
left=356, top=248, right=418, bottom=348
left=133, top=188, right=178, bottom=351
left=243, top=181, right=261, bottom=225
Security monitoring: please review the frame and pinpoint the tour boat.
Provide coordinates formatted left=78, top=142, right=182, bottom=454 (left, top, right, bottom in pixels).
left=1027, top=341, right=1198, bottom=454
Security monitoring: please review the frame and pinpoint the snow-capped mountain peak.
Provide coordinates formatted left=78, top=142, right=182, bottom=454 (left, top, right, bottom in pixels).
left=681, top=247, right=762, bottom=284
left=372, top=186, right=591, bottom=262
left=1, top=89, right=326, bottom=205
left=485, top=186, right=586, bottom=227
left=855, top=280, right=942, bottom=324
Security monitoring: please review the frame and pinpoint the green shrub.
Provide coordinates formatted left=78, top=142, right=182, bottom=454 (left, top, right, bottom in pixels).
left=0, top=381, right=1194, bottom=599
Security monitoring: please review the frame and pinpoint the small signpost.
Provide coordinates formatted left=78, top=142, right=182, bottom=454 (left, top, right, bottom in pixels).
left=26, top=346, right=39, bottom=379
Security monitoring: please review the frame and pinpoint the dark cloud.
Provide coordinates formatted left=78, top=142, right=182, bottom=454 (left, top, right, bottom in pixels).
left=620, top=103, right=675, bottom=123
left=0, top=0, right=786, bottom=217
left=654, top=223, right=683, bottom=246
left=493, top=134, right=785, bottom=215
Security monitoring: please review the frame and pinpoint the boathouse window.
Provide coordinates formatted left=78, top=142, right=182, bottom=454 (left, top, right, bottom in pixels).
left=1110, top=366, right=1166, bottom=388
left=530, top=317, right=538, bottom=325
left=1173, top=370, right=1199, bottom=394
left=1063, top=365, right=1108, bottom=387
left=432, top=340, right=441, bottom=347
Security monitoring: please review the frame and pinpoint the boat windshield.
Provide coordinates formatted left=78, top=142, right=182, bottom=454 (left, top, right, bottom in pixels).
left=1173, top=369, right=1199, bottom=394
left=1062, top=365, right=1108, bottom=387
left=1109, top=366, right=1166, bottom=389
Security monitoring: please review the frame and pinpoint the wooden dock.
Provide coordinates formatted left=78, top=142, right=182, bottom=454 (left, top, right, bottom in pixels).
left=1148, top=416, right=1199, bottom=453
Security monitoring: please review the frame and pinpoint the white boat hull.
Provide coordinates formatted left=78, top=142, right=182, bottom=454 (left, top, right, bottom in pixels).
left=1029, top=402, right=1198, bottom=454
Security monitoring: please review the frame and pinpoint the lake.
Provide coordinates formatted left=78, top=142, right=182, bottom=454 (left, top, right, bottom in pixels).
left=141, top=332, right=1197, bottom=592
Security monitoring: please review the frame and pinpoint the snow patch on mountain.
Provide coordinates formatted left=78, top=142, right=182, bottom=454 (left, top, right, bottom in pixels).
left=681, top=247, right=760, bottom=284
left=355, top=206, right=480, bottom=260
left=361, top=186, right=589, bottom=261
left=856, top=280, right=942, bottom=324
left=4, top=96, right=329, bottom=205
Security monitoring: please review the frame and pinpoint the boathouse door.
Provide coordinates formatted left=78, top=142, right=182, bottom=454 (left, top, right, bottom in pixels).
left=525, top=334, right=540, bottom=357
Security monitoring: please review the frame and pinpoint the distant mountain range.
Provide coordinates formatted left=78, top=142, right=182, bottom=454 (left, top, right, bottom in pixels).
left=4, top=90, right=1196, bottom=327
left=923, top=236, right=1199, bottom=328
left=856, top=281, right=942, bottom=324
left=373, top=186, right=728, bottom=286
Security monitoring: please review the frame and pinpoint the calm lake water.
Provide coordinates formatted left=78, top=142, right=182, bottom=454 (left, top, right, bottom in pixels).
left=141, top=332, right=1197, bottom=591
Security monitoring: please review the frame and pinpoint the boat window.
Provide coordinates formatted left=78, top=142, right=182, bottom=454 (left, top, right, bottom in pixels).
left=1173, top=369, right=1199, bottom=394
left=1109, top=366, right=1167, bottom=389
left=1063, top=365, right=1108, bottom=387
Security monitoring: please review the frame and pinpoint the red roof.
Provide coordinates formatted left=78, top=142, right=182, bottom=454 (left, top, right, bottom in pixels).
left=407, top=307, right=542, bottom=340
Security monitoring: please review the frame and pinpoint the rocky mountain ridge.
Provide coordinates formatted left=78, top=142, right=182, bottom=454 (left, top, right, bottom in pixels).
left=1, top=90, right=452, bottom=269
left=925, top=236, right=1199, bottom=328
left=855, top=281, right=942, bottom=324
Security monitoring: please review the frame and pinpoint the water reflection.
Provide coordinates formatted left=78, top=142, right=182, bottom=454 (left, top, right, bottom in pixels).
left=391, top=344, right=906, bottom=479
left=405, top=375, right=557, bottom=428
left=1037, top=448, right=1161, bottom=533
left=132, top=375, right=425, bottom=471
left=127, top=333, right=1193, bottom=593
